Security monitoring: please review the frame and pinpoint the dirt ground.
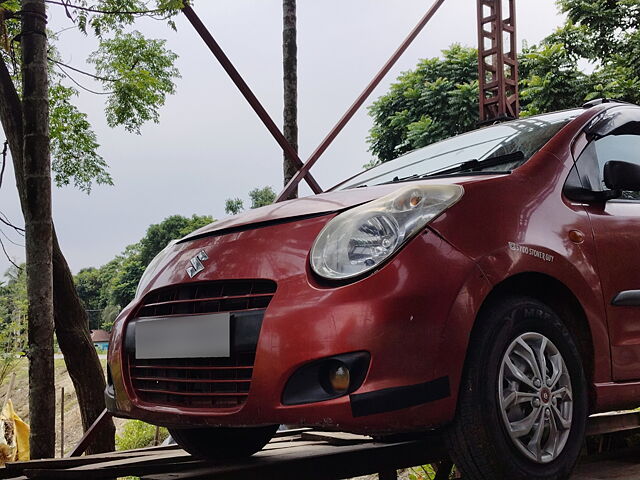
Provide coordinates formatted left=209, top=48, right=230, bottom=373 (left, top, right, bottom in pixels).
left=0, top=357, right=127, bottom=457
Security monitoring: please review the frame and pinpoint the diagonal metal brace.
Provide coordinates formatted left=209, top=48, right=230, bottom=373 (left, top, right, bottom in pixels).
left=182, top=5, right=322, bottom=195
left=276, top=0, right=446, bottom=202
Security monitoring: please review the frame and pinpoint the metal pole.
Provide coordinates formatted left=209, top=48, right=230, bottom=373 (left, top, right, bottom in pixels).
left=154, top=425, right=161, bottom=446
left=276, top=0, right=447, bottom=202
left=60, top=387, right=65, bottom=458
left=181, top=5, right=322, bottom=195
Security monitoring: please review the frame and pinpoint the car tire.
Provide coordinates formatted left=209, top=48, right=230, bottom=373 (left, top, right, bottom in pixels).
left=169, top=424, right=278, bottom=460
left=445, top=295, right=588, bottom=480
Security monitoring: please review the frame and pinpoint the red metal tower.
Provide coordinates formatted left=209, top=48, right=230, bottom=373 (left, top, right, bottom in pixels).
left=477, top=0, right=519, bottom=122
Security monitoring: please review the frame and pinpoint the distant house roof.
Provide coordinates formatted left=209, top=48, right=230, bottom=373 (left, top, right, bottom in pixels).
left=91, top=329, right=111, bottom=343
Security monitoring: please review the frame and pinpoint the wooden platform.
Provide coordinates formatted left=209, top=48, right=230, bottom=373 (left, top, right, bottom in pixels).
left=1, top=412, right=639, bottom=480
left=0, top=429, right=448, bottom=480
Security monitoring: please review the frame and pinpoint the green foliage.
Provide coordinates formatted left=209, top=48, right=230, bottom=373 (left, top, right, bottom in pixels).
left=74, top=0, right=185, bottom=37
left=0, top=265, right=27, bottom=387
left=249, top=186, right=276, bottom=209
left=74, top=267, right=106, bottom=312
left=557, top=0, right=640, bottom=60
left=367, top=45, right=479, bottom=164
left=518, top=43, right=591, bottom=116
left=73, top=214, right=214, bottom=312
left=100, top=304, right=121, bottom=332
left=225, top=197, right=244, bottom=215
left=368, top=3, right=640, bottom=162
left=115, top=419, right=168, bottom=451
left=89, top=31, right=180, bottom=134
left=0, top=0, right=183, bottom=190
left=224, top=186, right=276, bottom=215
left=49, top=83, right=112, bottom=192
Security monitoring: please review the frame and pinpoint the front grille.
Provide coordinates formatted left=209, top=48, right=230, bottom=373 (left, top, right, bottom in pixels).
left=137, top=279, right=277, bottom=318
left=128, top=279, right=276, bottom=409
left=129, top=354, right=255, bottom=409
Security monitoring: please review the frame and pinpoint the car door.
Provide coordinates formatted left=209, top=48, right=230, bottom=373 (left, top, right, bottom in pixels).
left=576, top=111, right=640, bottom=381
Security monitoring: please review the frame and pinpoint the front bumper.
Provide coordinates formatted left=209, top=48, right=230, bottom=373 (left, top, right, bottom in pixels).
left=107, top=215, right=484, bottom=435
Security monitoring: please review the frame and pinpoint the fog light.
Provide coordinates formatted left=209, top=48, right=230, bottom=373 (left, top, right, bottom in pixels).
left=328, top=362, right=351, bottom=393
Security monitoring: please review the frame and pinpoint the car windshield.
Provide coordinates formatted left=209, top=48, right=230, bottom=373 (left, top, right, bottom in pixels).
left=334, top=110, right=582, bottom=190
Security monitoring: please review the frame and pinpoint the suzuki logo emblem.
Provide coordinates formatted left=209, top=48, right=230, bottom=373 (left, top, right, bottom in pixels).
left=186, top=250, right=209, bottom=278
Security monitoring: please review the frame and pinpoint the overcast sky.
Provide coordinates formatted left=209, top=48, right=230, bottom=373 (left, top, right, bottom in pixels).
left=0, top=0, right=564, bottom=275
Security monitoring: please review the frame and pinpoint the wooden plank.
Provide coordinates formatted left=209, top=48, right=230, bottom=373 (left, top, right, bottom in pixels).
left=587, top=411, right=640, bottom=437
left=66, top=410, right=113, bottom=458
left=571, top=447, right=640, bottom=479
left=141, top=438, right=447, bottom=480
left=274, top=428, right=311, bottom=438
left=25, top=442, right=334, bottom=480
left=300, top=431, right=372, bottom=446
left=3, top=445, right=182, bottom=476
left=262, top=441, right=328, bottom=451
left=25, top=450, right=196, bottom=479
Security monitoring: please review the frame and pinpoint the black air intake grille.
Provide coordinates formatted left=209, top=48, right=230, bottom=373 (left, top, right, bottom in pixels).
left=127, top=279, right=276, bottom=409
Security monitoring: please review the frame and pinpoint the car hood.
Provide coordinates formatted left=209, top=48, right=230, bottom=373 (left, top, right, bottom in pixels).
left=181, top=174, right=505, bottom=242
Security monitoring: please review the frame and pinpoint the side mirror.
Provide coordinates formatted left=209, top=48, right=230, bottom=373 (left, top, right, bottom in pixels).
left=604, top=160, right=640, bottom=191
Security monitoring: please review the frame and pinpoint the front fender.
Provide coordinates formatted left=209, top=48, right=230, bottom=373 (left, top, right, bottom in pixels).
left=473, top=243, right=610, bottom=383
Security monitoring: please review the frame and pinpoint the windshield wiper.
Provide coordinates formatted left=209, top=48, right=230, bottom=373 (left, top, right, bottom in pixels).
left=384, top=151, right=525, bottom=184
left=428, top=151, right=525, bottom=177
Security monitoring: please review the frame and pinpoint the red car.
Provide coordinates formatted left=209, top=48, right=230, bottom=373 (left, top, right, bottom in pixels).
left=106, top=100, right=640, bottom=480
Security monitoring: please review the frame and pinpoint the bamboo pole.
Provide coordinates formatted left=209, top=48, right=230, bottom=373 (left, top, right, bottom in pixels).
left=1, top=372, right=16, bottom=412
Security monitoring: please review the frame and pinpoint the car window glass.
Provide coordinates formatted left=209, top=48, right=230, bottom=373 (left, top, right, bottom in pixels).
left=594, top=134, right=640, bottom=200
left=333, top=110, right=581, bottom=190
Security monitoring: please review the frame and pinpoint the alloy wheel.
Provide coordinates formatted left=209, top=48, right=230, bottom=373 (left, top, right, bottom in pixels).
left=498, top=332, right=573, bottom=464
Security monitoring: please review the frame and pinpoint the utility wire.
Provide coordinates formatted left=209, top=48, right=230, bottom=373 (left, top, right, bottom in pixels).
left=49, top=57, right=117, bottom=83
left=53, top=62, right=114, bottom=95
left=0, top=236, right=20, bottom=271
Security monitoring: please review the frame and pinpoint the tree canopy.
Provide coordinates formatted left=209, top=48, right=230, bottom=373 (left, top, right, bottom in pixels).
left=0, top=0, right=181, bottom=196
left=367, top=0, right=640, bottom=164
left=367, top=45, right=478, bottom=165
left=225, top=186, right=277, bottom=215
left=74, top=214, right=214, bottom=330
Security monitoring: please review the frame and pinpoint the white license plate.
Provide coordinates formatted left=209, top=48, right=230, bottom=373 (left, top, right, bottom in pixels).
left=135, top=312, right=231, bottom=360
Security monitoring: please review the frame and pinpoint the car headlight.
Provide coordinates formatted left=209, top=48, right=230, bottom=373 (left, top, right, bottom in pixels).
left=310, top=184, right=464, bottom=280
left=135, top=240, right=178, bottom=299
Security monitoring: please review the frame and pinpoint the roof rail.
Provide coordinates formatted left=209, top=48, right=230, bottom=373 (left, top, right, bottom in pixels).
left=583, top=98, right=634, bottom=109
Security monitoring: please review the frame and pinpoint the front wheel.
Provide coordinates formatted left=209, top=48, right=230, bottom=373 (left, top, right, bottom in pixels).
left=169, top=424, right=278, bottom=460
left=446, top=296, right=588, bottom=480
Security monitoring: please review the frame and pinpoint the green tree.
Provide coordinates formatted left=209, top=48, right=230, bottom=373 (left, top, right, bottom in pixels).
left=249, top=186, right=277, bottom=208
left=75, top=267, right=105, bottom=312
left=224, top=186, right=276, bottom=215
left=367, top=45, right=479, bottom=164
left=0, top=265, right=27, bottom=389
left=225, top=197, right=244, bottom=215
left=518, top=42, right=591, bottom=116
left=75, top=267, right=108, bottom=329
left=367, top=2, right=640, bottom=163
left=0, top=0, right=184, bottom=454
left=107, top=214, right=213, bottom=307
left=100, top=304, right=121, bottom=332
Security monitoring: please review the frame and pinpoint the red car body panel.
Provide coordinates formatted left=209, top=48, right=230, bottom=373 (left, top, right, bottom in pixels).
left=107, top=103, right=640, bottom=434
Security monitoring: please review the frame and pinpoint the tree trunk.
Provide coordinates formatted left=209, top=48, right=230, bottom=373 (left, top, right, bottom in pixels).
left=52, top=231, right=115, bottom=453
left=282, top=0, right=298, bottom=199
left=21, top=0, right=55, bottom=459
left=0, top=12, right=115, bottom=456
